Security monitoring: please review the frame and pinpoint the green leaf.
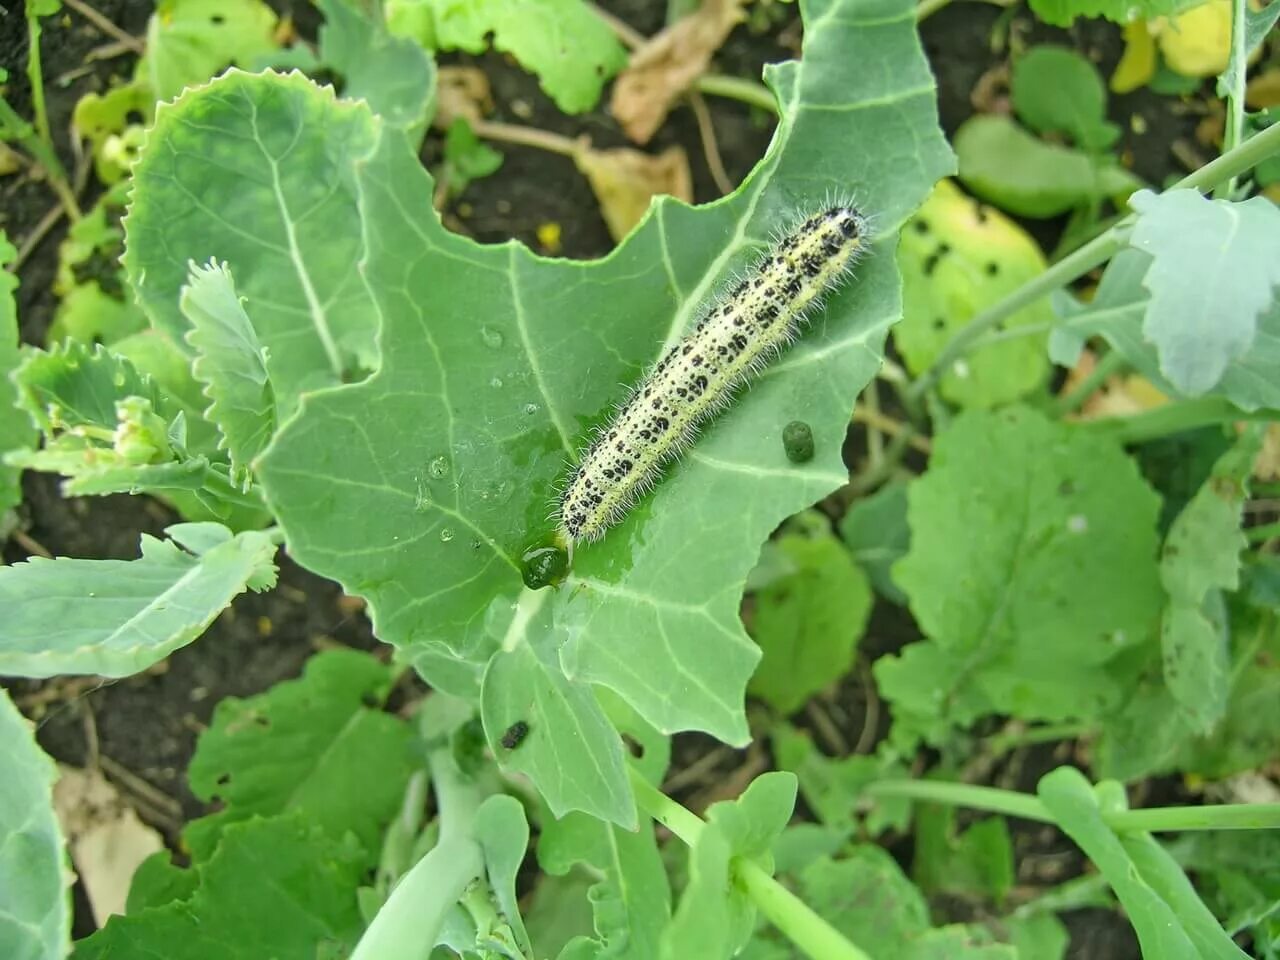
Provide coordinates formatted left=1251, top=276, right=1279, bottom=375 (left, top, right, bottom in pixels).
left=1028, top=0, right=1200, bottom=27
left=473, top=795, right=533, bottom=956
left=184, top=648, right=413, bottom=861
left=1001, top=914, right=1069, bottom=960
left=1058, top=249, right=1280, bottom=412
left=1220, top=3, right=1280, bottom=106
left=955, top=115, right=1141, bottom=219
left=126, top=850, right=200, bottom=913
left=420, top=0, right=628, bottom=113
left=1127, top=189, right=1280, bottom=395
left=249, top=0, right=951, bottom=784
left=140, top=0, right=280, bottom=103
left=913, top=802, right=1014, bottom=905
left=180, top=260, right=277, bottom=484
left=1169, top=831, right=1280, bottom=955
left=0, top=689, right=70, bottom=960
left=0, top=233, right=33, bottom=514
left=443, top=118, right=505, bottom=196
left=124, top=70, right=382, bottom=414
left=796, top=846, right=930, bottom=952
left=876, top=406, right=1163, bottom=744
left=1159, top=427, right=1262, bottom=734
left=748, top=518, right=871, bottom=715
left=838, top=480, right=910, bottom=604
left=317, top=0, right=436, bottom=135
left=73, top=815, right=366, bottom=960
left=661, top=772, right=797, bottom=960
left=1037, top=768, right=1248, bottom=960
left=895, top=179, right=1051, bottom=407
left=0, top=522, right=277, bottom=678
left=537, top=804, right=671, bottom=959
left=1011, top=46, right=1118, bottom=151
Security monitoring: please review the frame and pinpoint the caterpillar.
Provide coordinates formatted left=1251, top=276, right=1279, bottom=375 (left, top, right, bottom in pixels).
left=556, top=204, right=867, bottom=547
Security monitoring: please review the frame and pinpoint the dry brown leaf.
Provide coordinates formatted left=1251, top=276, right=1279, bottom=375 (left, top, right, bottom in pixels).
left=575, top=143, right=693, bottom=241
left=433, top=66, right=494, bottom=130
left=1061, top=349, right=1169, bottom=419
left=1247, top=68, right=1280, bottom=109
left=53, top=766, right=165, bottom=924
left=609, top=0, right=748, bottom=144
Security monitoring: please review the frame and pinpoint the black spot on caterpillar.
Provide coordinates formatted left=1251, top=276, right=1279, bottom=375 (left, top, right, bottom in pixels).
left=556, top=204, right=867, bottom=546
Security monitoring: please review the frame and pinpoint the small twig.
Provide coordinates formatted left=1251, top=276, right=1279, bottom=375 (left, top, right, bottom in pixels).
left=805, top=699, right=849, bottom=756
left=862, top=381, right=885, bottom=471
left=686, top=90, right=733, bottom=195
left=851, top=404, right=931, bottom=454
left=470, top=119, right=581, bottom=158
left=695, top=74, right=779, bottom=115
left=12, top=202, right=66, bottom=271
left=99, top=755, right=183, bottom=819
left=589, top=2, right=646, bottom=50
left=661, top=743, right=732, bottom=793
left=11, top=529, right=54, bottom=558
left=63, top=0, right=146, bottom=54
left=854, top=657, right=880, bottom=756
left=85, top=38, right=138, bottom=62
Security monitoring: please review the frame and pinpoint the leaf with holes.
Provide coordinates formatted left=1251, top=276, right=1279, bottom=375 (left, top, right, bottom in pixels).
left=134, top=0, right=952, bottom=825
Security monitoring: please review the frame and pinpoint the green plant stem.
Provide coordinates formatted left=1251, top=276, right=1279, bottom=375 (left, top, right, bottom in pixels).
left=865, top=779, right=1280, bottom=832
left=984, top=721, right=1093, bottom=757
left=1051, top=349, right=1128, bottom=417
left=1246, top=520, right=1280, bottom=544
left=915, top=0, right=952, bottom=19
left=629, top=770, right=871, bottom=960
left=0, top=98, right=80, bottom=221
left=21, top=7, right=80, bottom=220
left=696, top=74, right=779, bottom=115
left=906, top=120, right=1280, bottom=406
left=1079, top=395, right=1271, bottom=445
left=1217, top=0, right=1248, bottom=200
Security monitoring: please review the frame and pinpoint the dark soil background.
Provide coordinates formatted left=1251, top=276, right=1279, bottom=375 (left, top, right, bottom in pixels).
left=1, top=1, right=1216, bottom=956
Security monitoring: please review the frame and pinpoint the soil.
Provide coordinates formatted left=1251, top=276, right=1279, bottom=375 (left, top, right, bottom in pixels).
left=1, top=2, right=1217, bottom=958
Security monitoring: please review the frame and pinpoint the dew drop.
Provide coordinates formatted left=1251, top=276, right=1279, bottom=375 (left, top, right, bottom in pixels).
left=1067, top=514, right=1088, bottom=534
left=521, top=543, right=569, bottom=590
left=428, top=455, right=449, bottom=479
left=490, top=376, right=504, bottom=389
left=480, top=326, right=504, bottom=349
left=439, top=527, right=455, bottom=543
left=523, top=402, right=540, bottom=416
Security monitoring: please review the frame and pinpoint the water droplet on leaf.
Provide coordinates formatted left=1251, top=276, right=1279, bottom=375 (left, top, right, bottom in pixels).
left=428, top=455, right=449, bottom=479
left=521, top=543, right=569, bottom=589
left=439, top=527, right=455, bottom=543
left=480, top=326, right=504, bottom=349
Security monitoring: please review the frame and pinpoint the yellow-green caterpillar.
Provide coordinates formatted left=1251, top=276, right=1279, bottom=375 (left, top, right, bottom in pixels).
left=557, top=205, right=867, bottom=546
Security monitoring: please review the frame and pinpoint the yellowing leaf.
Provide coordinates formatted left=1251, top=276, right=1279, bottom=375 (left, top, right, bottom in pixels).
left=1154, top=0, right=1232, bottom=77
left=1111, top=21, right=1157, bottom=93
left=574, top=143, right=694, bottom=241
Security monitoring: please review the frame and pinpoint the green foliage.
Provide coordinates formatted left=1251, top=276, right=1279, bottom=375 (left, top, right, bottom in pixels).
left=471, top=796, right=534, bottom=955
left=0, top=233, right=32, bottom=514
left=1037, top=768, right=1251, bottom=960
left=72, top=815, right=367, bottom=960
left=184, top=649, right=415, bottom=861
left=1170, top=831, right=1280, bottom=957
left=180, top=261, right=277, bottom=486
left=1012, top=46, right=1119, bottom=151
left=1159, top=427, right=1261, bottom=733
left=0, top=522, right=276, bottom=678
left=839, top=480, right=910, bottom=604
left=397, top=0, right=628, bottom=113
left=443, top=118, right=505, bottom=196
left=1028, top=0, right=1199, bottom=26
left=954, top=115, right=1140, bottom=219
left=748, top=516, right=871, bottom=715
left=0, top=689, right=69, bottom=960
left=662, top=773, right=796, bottom=960
left=913, top=802, right=1014, bottom=905
left=1057, top=250, right=1280, bottom=412
left=1128, top=189, right=1280, bottom=395
left=877, top=406, right=1164, bottom=745
left=896, top=180, right=1051, bottom=407
left=316, top=0, right=436, bottom=135
left=140, top=0, right=280, bottom=103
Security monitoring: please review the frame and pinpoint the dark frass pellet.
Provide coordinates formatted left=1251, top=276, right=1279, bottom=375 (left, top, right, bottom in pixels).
left=500, top=721, right=529, bottom=750
left=782, top=420, right=815, bottom=463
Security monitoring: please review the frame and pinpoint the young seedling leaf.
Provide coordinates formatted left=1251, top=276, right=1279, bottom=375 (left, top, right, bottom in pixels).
left=244, top=0, right=950, bottom=782
left=1012, top=45, right=1119, bottom=150
left=184, top=648, right=414, bottom=862
left=1037, top=767, right=1249, bottom=960
left=1159, top=427, right=1262, bottom=734
left=1058, top=249, right=1280, bottom=412
left=0, top=232, right=33, bottom=513
left=896, top=179, right=1051, bottom=406
left=0, top=522, right=277, bottom=679
left=748, top=519, right=871, bottom=715
left=180, top=260, right=277, bottom=486
left=661, top=772, right=797, bottom=960
left=419, top=0, right=627, bottom=114
left=913, top=803, right=1014, bottom=904
left=839, top=480, right=911, bottom=604
left=72, top=816, right=366, bottom=960
left=0, top=690, right=70, bottom=960
left=317, top=0, right=436, bottom=134
left=878, top=407, right=1163, bottom=745
left=1129, top=189, right=1280, bottom=395
left=124, top=70, right=382, bottom=414
left=472, top=796, right=533, bottom=956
